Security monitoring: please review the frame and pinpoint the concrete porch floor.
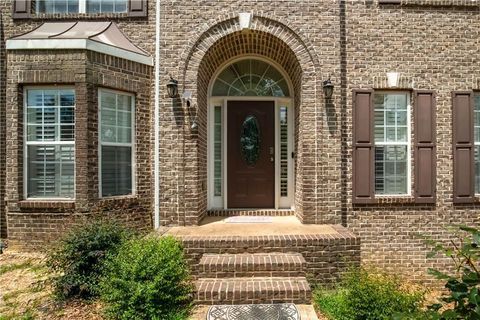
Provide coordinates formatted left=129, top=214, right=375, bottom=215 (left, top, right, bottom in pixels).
left=165, top=216, right=339, bottom=237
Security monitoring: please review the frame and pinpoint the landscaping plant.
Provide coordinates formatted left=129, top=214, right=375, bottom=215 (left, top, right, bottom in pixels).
left=424, top=225, right=480, bottom=320
left=100, top=236, right=193, bottom=320
left=47, top=219, right=133, bottom=300
left=314, top=268, right=425, bottom=320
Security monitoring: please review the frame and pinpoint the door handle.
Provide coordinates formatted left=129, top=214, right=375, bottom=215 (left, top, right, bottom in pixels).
left=270, top=147, right=274, bottom=162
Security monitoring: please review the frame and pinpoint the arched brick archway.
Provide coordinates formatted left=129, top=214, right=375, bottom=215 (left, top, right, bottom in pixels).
left=175, top=15, right=324, bottom=226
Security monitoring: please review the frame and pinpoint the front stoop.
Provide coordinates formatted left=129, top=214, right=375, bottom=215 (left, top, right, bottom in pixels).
left=195, top=277, right=311, bottom=305
left=167, top=222, right=360, bottom=305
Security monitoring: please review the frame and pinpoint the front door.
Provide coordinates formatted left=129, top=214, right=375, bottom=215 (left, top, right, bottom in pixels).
left=227, top=101, right=275, bottom=208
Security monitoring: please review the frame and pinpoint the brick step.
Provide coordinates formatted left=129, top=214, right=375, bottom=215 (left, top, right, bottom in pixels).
left=195, top=277, right=312, bottom=305
left=199, top=253, right=306, bottom=278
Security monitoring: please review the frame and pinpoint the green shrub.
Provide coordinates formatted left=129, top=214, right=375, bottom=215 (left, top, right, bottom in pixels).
left=314, top=268, right=425, bottom=320
left=100, top=236, right=193, bottom=320
left=47, top=219, right=133, bottom=300
left=423, top=225, right=480, bottom=319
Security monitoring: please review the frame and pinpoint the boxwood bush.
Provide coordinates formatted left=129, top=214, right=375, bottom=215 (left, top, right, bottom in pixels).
left=100, top=236, right=193, bottom=320
left=314, top=268, right=425, bottom=320
left=47, top=219, right=133, bottom=300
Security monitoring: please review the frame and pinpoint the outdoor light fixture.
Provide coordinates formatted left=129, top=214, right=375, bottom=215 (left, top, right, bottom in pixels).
left=323, top=78, right=334, bottom=99
left=166, top=76, right=178, bottom=98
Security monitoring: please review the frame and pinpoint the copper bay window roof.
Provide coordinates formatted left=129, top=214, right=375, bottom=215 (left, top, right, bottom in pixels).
left=6, top=21, right=153, bottom=66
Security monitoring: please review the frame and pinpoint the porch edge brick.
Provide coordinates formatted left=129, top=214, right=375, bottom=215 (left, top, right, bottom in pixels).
left=176, top=224, right=361, bottom=285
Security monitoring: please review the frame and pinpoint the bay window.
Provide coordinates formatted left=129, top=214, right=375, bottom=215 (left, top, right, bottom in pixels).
left=25, top=88, right=75, bottom=199
left=99, top=89, right=135, bottom=197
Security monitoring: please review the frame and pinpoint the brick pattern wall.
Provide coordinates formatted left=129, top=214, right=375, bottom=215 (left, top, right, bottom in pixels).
left=343, top=1, right=480, bottom=282
left=160, top=0, right=480, bottom=283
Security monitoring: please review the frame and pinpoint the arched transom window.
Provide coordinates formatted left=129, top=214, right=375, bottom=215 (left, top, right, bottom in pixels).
left=212, top=59, right=290, bottom=97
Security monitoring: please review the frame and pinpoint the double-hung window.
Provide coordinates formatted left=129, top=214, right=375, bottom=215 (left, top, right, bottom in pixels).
left=36, top=0, right=128, bottom=14
left=374, top=93, right=411, bottom=195
left=25, top=88, right=75, bottom=199
left=99, top=89, right=135, bottom=197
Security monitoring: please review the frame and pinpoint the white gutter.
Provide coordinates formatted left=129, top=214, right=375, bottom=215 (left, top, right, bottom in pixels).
left=6, top=39, right=153, bottom=66
left=153, top=0, right=161, bottom=229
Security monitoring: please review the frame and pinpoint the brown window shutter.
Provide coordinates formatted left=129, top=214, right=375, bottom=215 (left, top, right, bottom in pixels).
left=414, top=91, right=436, bottom=204
left=353, top=90, right=375, bottom=204
left=12, top=0, right=31, bottom=19
left=452, top=91, right=475, bottom=204
left=128, top=0, right=147, bottom=17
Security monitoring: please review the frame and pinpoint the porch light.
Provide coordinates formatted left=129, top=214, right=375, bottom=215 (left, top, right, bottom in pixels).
left=323, top=78, right=334, bottom=99
left=166, top=76, right=178, bottom=98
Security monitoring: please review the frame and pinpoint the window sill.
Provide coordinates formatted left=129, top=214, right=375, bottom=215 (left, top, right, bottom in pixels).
left=18, top=200, right=75, bottom=209
left=97, top=195, right=139, bottom=206
left=374, top=196, right=416, bottom=204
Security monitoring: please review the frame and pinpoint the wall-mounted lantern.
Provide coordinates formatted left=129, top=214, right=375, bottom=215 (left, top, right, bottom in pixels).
left=166, top=76, right=178, bottom=98
left=323, top=78, right=334, bottom=99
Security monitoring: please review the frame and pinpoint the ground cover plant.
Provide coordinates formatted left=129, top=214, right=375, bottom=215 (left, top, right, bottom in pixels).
left=314, top=267, right=426, bottom=320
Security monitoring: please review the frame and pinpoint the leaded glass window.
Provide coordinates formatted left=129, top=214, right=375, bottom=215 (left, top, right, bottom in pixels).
left=374, top=93, right=410, bottom=195
left=99, top=90, right=134, bottom=197
left=474, top=94, right=480, bottom=193
left=26, top=88, right=75, bottom=198
left=212, top=59, right=290, bottom=97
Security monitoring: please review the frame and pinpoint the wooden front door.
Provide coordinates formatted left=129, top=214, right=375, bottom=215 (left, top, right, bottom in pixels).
left=227, top=101, right=275, bottom=208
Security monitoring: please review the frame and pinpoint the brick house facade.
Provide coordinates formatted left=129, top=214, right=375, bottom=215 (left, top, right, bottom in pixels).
left=1, top=0, right=480, bottom=285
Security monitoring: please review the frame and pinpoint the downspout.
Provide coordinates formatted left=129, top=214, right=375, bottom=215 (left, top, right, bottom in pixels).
left=153, top=0, right=160, bottom=229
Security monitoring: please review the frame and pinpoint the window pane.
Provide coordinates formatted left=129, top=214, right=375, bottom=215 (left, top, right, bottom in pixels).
left=213, top=106, right=222, bottom=197
left=375, top=146, right=408, bottom=195
left=212, top=59, right=289, bottom=97
left=101, top=146, right=132, bottom=196
left=374, top=93, right=409, bottom=144
left=27, top=145, right=74, bottom=198
left=26, top=88, right=75, bottom=199
left=280, top=107, right=288, bottom=197
left=100, top=90, right=134, bottom=197
left=86, top=0, right=128, bottom=13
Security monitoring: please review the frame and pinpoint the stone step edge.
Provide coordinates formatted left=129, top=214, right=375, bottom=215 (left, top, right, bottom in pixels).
left=194, top=276, right=312, bottom=304
left=199, top=253, right=306, bottom=272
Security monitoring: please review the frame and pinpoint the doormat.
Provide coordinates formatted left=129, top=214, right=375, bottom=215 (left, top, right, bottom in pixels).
left=207, top=303, right=300, bottom=320
left=224, top=216, right=273, bottom=223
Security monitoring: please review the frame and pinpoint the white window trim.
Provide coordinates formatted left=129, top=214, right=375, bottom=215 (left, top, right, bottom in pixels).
left=36, top=0, right=128, bottom=14
left=374, top=91, right=412, bottom=197
left=98, top=88, right=136, bottom=199
left=23, top=86, right=76, bottom=201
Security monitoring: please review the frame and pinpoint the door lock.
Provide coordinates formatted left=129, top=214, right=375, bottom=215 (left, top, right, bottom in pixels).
left=269, top=147, right=274, bottom=162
